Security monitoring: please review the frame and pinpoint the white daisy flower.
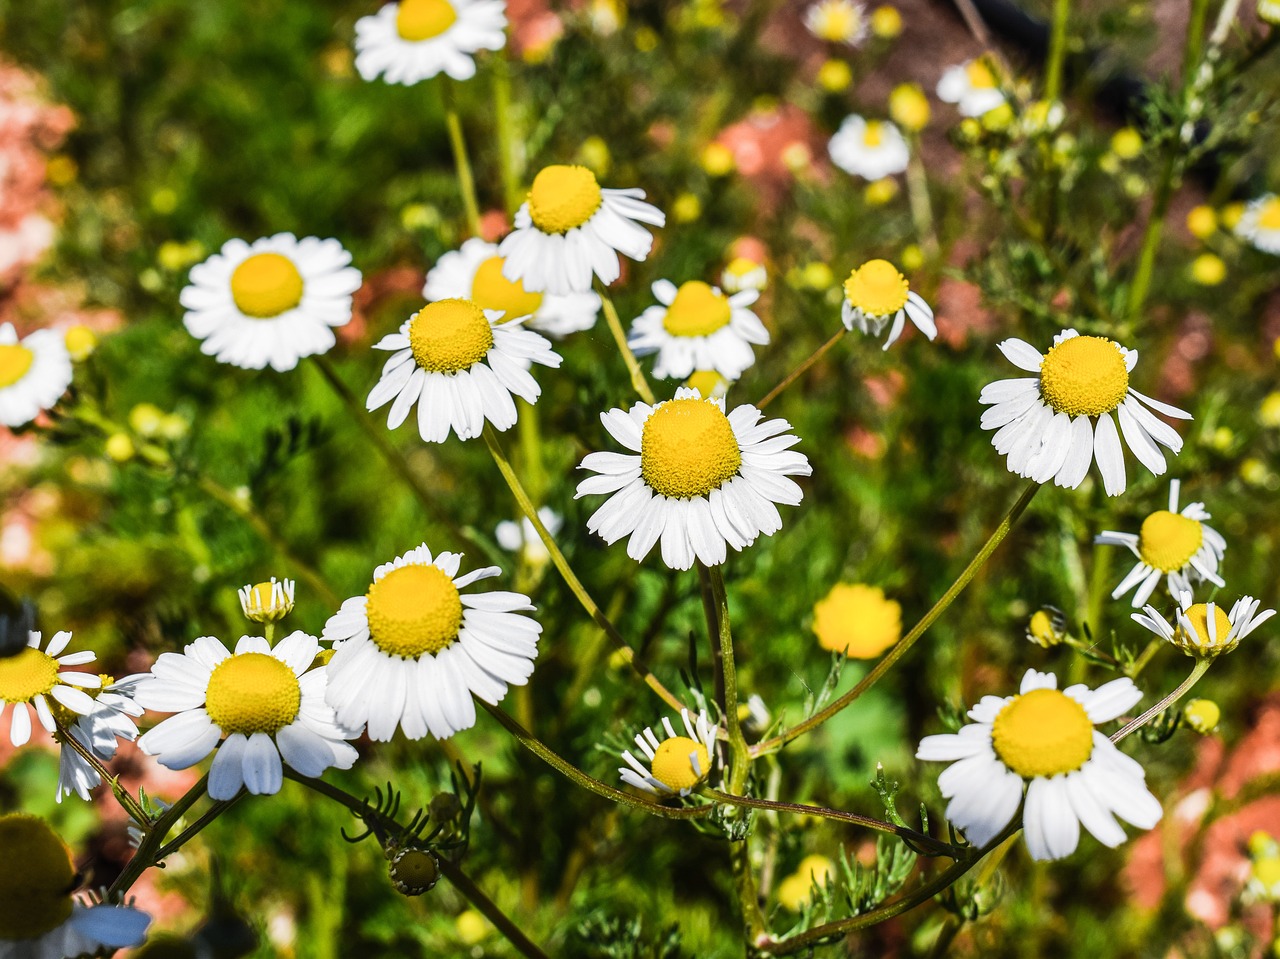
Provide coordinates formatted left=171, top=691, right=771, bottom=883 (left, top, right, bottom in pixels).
left=0, top=814, right=151, bottom=957
left=0, top=322, right=73, bottom=428
left=498, top=164, right=666, bottom=295
left=1132, top=590, right=1274, bottom=659
left=1259, top=0, right=1280, bottom=25
left=720, top=256, right=767, bottom=294
left=828, top=115, right=910, bottom=180
left=238, top=577, right=297, bottom=624
left=627, top=280, right=769, bottom=381
left=55, top=674, right=146, bottom=804
left=366, top=297, right=561, bottom=443
left=979, top=328, right=1192, bottom=496
left=181, top=233, right=362, bottom=373
left=575, top=387, right=812, bottom=571
left=135, top=632, right=359, bottom=801
left=803, top=0, right=868, bottom=45
left=937, top=58, right=1007, bottom=117
left=619, top=708, right=719, bottom=797
left=841, top=259, right=936, bottom=349
left=916, top=669, right=1162, bottom=861
left=423, top=237, right=600, bottom=337
left=0, top=631, right=102, bottom=749
left=322, top=544, right=542, bottom=741
left=354, top=0, right=506, bottom=85
left=1094, top=480, right=1226, bottom=608
left=495, top=507, right=561, bottom=565
left=1234, top=193, right=1280, bottom=255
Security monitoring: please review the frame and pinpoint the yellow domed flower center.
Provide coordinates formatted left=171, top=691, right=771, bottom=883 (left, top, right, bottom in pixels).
left=1259, top=198, right=1280, bottom=231
left=0, top=647, right=59, bottom=704
left=395, top=0, right=458, bottom=41
left=204, top=653, right=301, bottom=736
left=1176, top=603, right=1233, bottom=651
left=966, top=59, right=997, bottom=89
left=812, top=583, right=902, bottom=659
left=0, top=814, right=77, bottom=940
left=390, top=847, right=441, bottom=895
left=650, top=736, right=710, bottom=792
left=1038, top=335, right=1130, bottom=417
left=685, top=369, right=728, bottom=398
left=862, top=121, right=885, bottom=148
left=0, top=344, right=34, bottom=389
left=528, top=165, right=603, bottom=234
left=991, top=688, right=1094, bottom=778
left=366, top=564, right=463, bottom=659
left=662, top=281, right=733, bottom=338
left=230, top=253, right=305, bottom=319
left=408, top=299, right=495, bottom=373
left=470, top=256, right=543, bottom=321
left=843, top=259, right=910, bottom=317
left=813, top=1, right=861, bottom=41
left=1137, top=510, right=1203, bottom=572
left=640, top=398, right=742, bottom=500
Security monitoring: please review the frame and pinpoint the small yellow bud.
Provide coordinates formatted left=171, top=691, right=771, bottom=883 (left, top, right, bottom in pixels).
left=158, top=240, right=205, bottom=273
left=673, top=192, right=702, bottom=223
left=150, top=188, right=179, bottom=215
left=1253, top=856, right=1280, bottom=900
left=400, top=203, right=440, bottom=231
left=128, top=403, right=165, bottom=438
left=1182, top=698, right=1220, bottom=735
left=1190, top=253, right=1226, bottom=286
left=900, top=244, right=924, bottom=271
left=1259, top=392, right=1280, bottom=428
left=1026, top=606, right=1067, bottom=647
left=981, top=102, right=1014, bottom=132
left=577, top=136, right=612, bottom=177
left=781, top=141, right=813, bottom=172
left=45, top=155, right=78, bottom=187
left=63, top=325, right=97, bottom=362
left=1099, top=152, right=1121, bottom=175
left=1220, top=202, right=1245, bottom=230
left=701, top=142, right=735, bottom=177
left=1239, top=458, right=1269, bottom=486
left=455, top=909, right=489, bottom=945
left=686, top=370, right=731, bottom=399
left=1248, top=831, right=1279, bottom=859
left=105, top=433, right=135, bottom=462
left=1186, top=205, right=1217, bottom=240
left=798, top=262, right=834, bottom=291
left=634, top=26, right=659, bottom=51
left=870, top=5, right=902, bottom=38
left=863, top=178, right=899, bottom=206
left=158, top=413, right=189, bottom=441
left=1209, top=425, right=1234, bottom=451
left=958, top=118, right=982, bottom=142
left=817, top=59, right=853, bottom=93
left=888, top=83, right=930, bottom=133
left=1110, top=127, right=1143, bottom=160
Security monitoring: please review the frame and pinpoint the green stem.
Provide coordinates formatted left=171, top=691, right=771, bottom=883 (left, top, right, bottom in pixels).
left=491, top=57, right=523, bottom=216
left=905, top=140, right=939, bottom=259
left=1044, top=0, right=1070, bottom=102
left=1112, top=658, right=1211, bottom=742
left=1128, top=637, right=1163, bottom=678
left=756, top=329, right=847, bottom=411
left=56, top=722, right=149, bottom=825
left=108, top=775, right=209, bottom=897
left=155, top=795, right=244, bottom=860
left=596, top=283, right=656, bottom=405
left=442, top=79, right=482, bottom=237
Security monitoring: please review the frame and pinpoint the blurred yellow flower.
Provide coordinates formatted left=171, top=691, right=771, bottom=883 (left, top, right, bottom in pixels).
left=673, top=192, right=702, bottom=223
left=817, top=59, right=853, bottom=93
left=777, top=854, right=838, bottom=911
left=105, top=433, right=135, bottom=463
left=1026, top=606, right=1066, bottom=648
left=634, top=26, right=659, bottom=51
left=150, top=187, right=179, bottom=215
left=64, top=325, right=97, bottom=362
left=128, top=403, right=165, bottom=438
left=781, top=141, right=813, bottom=172
left=1239, top=458, right=1269, bottom=486
left=900, top=244, right=924, bottom=271
left=577, top=136, right=612, bottom=177
left=870, top=5, right=902, bottom=38
left=685, top=370, right=731, bottom=399
left=864, top=178, right=899, bottom=205
left=456, top=909, right=489, bottom=945
left=701, top=142, right=735, bottom=177
left=1186, top=205, right=1217, bottom=239
left=1220, top=201, right=1245, bottom=230
left=400, top=203, right=440, bottom=230
left=1110, top=127, right=1143, bottom=160
left=813, top=583, right=901, bottom=658
left=158, top=240, right=206, bottom=273
left=1182, top=698, right=1220, bottom=734
left=1190, top=253, right=1226, bottom=286
left=792, top=261, right=835, bottom=291
left=980, top=102, right=1014, bottom=132
left=889, top=83, right=929, bottom=132
left=45, top=155, right=77, bottom=187
left=1259, top=392, right=1280, bottom=428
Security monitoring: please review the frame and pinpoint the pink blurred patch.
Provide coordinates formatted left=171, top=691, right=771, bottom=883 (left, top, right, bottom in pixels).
left=715, top=104, right=828, bottom=210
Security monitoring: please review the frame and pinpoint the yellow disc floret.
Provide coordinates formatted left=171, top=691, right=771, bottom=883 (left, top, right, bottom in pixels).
left=528, top=165, right=603, bottom=234
left=0, top=814, right=77, bottom=940
left=843, top=259, right=910, bottom=318
left=230, top=253, right=304, bottom=319
left=812, top=583, right=902, bottom=658
left=966, top=58, right=997, bottom=89
left=204, top=653, right=301, bottom=736
left=1259, top=198, right=1280, bottom=232
left=470, top=256, right=543, bottom=321
left=650, top=736, right=710, bottom=792
left=991, top=688, right=1094, bottom=778
left=662, top=281, right=733, bottom=338
left=1174, top=602, right=1234, bottom=655
left=1038, top=335, right=1130, bottom=417
left=0, top=646, right=59, bottom=704
left=366, top=564, right=463, bottom=658
left=862, top=120, right=885, bottom=147
left=395, top=0, right=458, bottom=41
left=408, top=299, right=495, bottom=373
left=0, top=344, right=34, bottom=389
left=1137, top=510, right=1203, bottom=572
left=811, top=0, right=863, bottom=42
left=640, top=398, right=742, bottom=499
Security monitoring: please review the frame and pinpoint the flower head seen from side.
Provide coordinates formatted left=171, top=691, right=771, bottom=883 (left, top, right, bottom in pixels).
left=354, top=0, right=506, bottom=85
left=423, top=237, right=601, bottom=337
left=828, top=115, right=910, bottom=180
left=0, top=813, right=151, bottom=955
left=323, top=544, right=542, bottom=741
left=239, top=577, right=297, bottom=624
left=366, top=297, right=561, bottom=443
left=627, top=279, right=769, bottom=381
left=979, top=329, right=1192, bottom=496
left=619, top=708, right=718, bottom=797
left=1132, top=590, right=1274, bottom=659
left=803, top=0, right=868, bottom=46
left=812, top=583, right=902, bottom=659
left=495, top=506, right=561, bottom=566
left=841, top=259, right=936, bottom=349
left=936, top=57, right=1006, bottom=117
left=576, top=388, right=812, bottom=571
left=721, top=256, right=767, bottom=294
left=1234, top=193, right=1280, bottom=254
left=498, top=164, right=666, bottom=295
left=181, top=234, right=362, bottom=372
left=0, top=322, right=73, bottom=428
left=55, top=674, right=146, bottom=804
left=916, top=669, right=1162, bottom=861
left=0, top=630, right=101, bottom=748
left=135, top=632, right=360, bottom=801
left=1094, top=480, right=1226, bottom=608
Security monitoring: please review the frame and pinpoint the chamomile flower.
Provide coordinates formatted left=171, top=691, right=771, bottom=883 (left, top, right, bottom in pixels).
left=55, top=674, right=146, bottom=803
left=979, top=329, right=1192, bottom=496
left=238, top=577, right=297, bottom=624
left=841, top=259, right=936, bottom=349
left=803, top=0, right=868, bottom=45
left=0, top=814, right=151, bottom=957
left=498, top=164, right=666, bottom=295
left=721, top=257, right=767, bottom=294
left=937, top=58, right=1007, bottom=117
left=354, top=0, right=507, bottom=85
left=495, top=507, right=561, bottom=565
left=135, top=632, right=359, bottom=801
left=366, top=298, right=561, bottom=443
left=1132, top=590, right=1274, bottom=659
left=323, top=544, right=542, bottom=741
left=1094, top=480, right=1226, bottom=608
left=916, top=669, right=1162, bottom=861
left=181, top=234, right=362, bottom=372
left=1234, top=193, right=1280, bottom=255
left=0, top=322, right=73, bottom=428
left=423, top=237, right=601, bottom=337
left=812, top=583, right=901, bottom=659
left=576, top=388, right=812, bottom=571
left=619, top=708, right=718, bottom=796
left=627, top=280, right=769, bottom=381
left=0, top=631, right=101, bottom=749
left=828, top=115, right=910, bottom=180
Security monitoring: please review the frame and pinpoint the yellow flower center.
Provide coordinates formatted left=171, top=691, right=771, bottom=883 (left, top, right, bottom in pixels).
left=0, top=646, right=59, bottom=704
left=469, top=256, right=544, bottom=321
left=408, top=299, right=495, bottom=373
left=685, top=369, right=728, bottom=398
left=662, top=281, right=733, bottom=338
left=725, top=256, right=759, bottom=279
left=49, top=674, right=110, bottom=730
left=1175, top=603, right=1233, bottom=651
left=862, top=120, right=885, bottom=148
left=843, top=259, right=910, bottom=317
left=390, top=847, right=441, bottom=895
left=1137, top=510, right=1203, bottom=572
left=812, top=583, right=902, bottom=658
left=1252, top=197, right=1280, bottom=232
left=991, top=688, right=1094, bottom=778
left=640, top=398, right=742, bottom=500
left=0, top=344, right=34, bottom=389
left=366, top=565, right=463, bottom=658
left=528, top=165, right=603, bottom=234
left=1038, top=335, right=1130, bottom=417
left=395, top=0, right=458, bottom=41
left=966, top=59, right=997, bottom=89
left=204, top=652, right=301, bottom=736
left=0, top=814, right=76, bottom=940
left=1027, top=609, right=1060, bottom=646
left=650, top=736, right=710, bottom=792
left=242, top=581, right=293, bottom=623
left=230, top=252, right=305, bottom=319
left=1254, top=857, right=1280, bottom=893
left=813, top=1, right=861, bottom=41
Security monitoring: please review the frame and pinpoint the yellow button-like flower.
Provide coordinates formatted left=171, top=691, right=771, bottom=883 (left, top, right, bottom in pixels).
left=813, top=583, right=901, bottom=658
